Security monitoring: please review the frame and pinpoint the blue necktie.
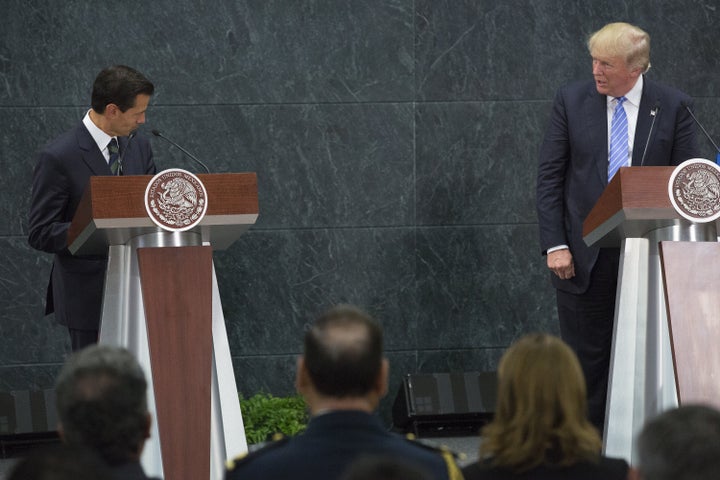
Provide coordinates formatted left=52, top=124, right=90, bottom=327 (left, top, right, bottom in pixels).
left=608, top=96, right=628, bottom=181
left=108, top=138, right=120, bottom=175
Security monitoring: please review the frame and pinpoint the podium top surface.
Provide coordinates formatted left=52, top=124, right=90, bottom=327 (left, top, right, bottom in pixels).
left=583, top=167, right=682, bottom=247
left=68, top=173, right=259, bottom=255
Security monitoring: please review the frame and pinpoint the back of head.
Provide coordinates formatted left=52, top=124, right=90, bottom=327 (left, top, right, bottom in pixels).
left=303, top=304, right=383, bottom=397
left=637, top=405, right=720, bottom=480
left=91, top=64, right=154, bottom=113
left=55, top=345, right=149, bottom=465
left=587, top=22, right=651, bottom=73
left=480, top=333, right=601, bottom=471
left=8, top=445, right=111, bottom=480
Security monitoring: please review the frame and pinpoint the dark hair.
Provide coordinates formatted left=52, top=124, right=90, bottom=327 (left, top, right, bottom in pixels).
left=304, top=304, right=383, bottom=397
left=637, top=405, right=720, bottom=480
left=8, top=445, right=111, bottom=480
left=91, top=65, right=154, bottom=113
left=55, top=345, right=149, bottom=465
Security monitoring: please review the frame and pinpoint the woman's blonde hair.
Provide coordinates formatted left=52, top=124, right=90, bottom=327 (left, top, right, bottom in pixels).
left=479, top=333, right=601, bottom=471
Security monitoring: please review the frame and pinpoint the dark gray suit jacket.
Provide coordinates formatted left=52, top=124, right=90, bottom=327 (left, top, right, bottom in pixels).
left=28, top=121, right=156, bottom=330
left=536, top=76, right=699, bottom=294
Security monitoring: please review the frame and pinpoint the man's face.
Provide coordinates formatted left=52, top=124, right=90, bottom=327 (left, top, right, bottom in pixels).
left=107, top=94, right=150, bottom=136
left=592, top=54, right=641, bottom=98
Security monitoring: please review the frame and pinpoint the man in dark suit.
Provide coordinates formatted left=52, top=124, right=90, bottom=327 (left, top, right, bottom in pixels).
left=55, top=345, right=159, bottom=480
left=536, top=22, right=699, bottom=433
left=28, top=65, right=156, bottom=351
left=225, top=305, right=462, bottom=480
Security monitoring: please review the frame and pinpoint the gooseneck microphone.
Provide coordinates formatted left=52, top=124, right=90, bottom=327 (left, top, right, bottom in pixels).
left=116, top=132, right=136, bottom=176
left=639, top=101, right=661, bottom=166
left=682, top=102, right=720, bottom=163
left=150, top=129, right=211, bottom=174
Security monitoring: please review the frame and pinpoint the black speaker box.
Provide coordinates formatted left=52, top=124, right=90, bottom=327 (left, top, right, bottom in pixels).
left=392, top=371, right=497, bottom=436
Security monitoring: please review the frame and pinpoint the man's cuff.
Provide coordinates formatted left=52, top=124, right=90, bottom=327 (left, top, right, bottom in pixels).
left=547, top=245, right=569, bottom=254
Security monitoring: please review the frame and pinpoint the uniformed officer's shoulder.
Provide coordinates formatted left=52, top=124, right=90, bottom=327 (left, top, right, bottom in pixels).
left=225, top=435, right=290, bottom=472
left=401, top=433, right=465, bottom=480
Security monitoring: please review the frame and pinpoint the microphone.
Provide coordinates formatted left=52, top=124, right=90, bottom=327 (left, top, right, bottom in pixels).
left=150, top=129, right=211, bottom=174
left=116, top=132, right=136, bottom=176
left=640, top=101, right=661, bottom=166
left=682, top=101, right=720, bottom=164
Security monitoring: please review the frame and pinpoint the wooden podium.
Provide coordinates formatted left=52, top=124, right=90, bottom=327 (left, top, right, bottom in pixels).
left=67, top=173, right=259, bottom=480
left=582, top=166, right=717, bottom=463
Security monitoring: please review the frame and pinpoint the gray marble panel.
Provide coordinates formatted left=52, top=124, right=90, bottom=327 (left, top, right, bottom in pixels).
left=0, top=364, right=63, bottom=392
left=415, top=0, right=718, bottom=101
left=691, top=99, right=720, bottom=160
left=416, top=348, right=504, bottom=374
left=416, top=224, right=558, bottom=350
left=216, top=227, right=417, bottom=355
left=232, top=355, right=298, bottom=399
left=1, top=0, right=414, bottom=106
left=1, top=108, right=85, bottom=236
left=415, top=101, right=548, bottom=226
left=149, top=103, right=414, bottom=229
left=0, top=238, right=69, bottom=365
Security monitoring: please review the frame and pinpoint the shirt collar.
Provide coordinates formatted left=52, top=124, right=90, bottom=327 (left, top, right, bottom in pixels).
left=82, top=109, right=115, bottom=153
left=607, top=75, right=643, bottom=108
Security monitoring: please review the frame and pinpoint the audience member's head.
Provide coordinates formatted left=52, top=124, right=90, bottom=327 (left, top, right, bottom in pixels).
left=296, top=304, right=388, bottom=413
left=8, top=444, right=111, bottom=480
left=55, top=345, right=150, bottom=466
left=340, top=454, right=433, bottom=480
left=635, top=404, right=720, bottom=480
left=480, top=333, right=601, bottom=471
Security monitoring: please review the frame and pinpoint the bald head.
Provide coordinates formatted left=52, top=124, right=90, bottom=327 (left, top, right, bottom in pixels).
left=303, top=305, right=384, bottom=397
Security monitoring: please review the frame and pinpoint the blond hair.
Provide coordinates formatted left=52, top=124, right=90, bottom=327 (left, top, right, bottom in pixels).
left=588, top=22, right=650, bottom=73
left=479, top=333, right=602, bottom=471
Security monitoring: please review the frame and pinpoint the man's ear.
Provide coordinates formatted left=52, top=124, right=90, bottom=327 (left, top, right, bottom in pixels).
left=104, top=103, right=120, bottom=118
left=376, top=358, right=389, bottom=398
left=626, top=466, right=641, bottom=480
left=295, top=356, right=308, bottom=394
left=57, top=422, right=65, bottom=442
left=143, top=412, right=152, bottom=440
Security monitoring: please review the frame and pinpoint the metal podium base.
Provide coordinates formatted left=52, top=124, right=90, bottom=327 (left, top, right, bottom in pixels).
left=604, top=221, right=717, bottom=463
left=99, top=231, right=247, bottom=480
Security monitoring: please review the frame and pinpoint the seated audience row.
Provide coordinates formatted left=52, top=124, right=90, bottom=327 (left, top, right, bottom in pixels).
left=8, top=305, right=720, bottom=480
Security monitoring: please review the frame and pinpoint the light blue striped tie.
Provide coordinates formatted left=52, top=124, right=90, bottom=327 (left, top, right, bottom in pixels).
left=608, top=96, right=628, bottom=181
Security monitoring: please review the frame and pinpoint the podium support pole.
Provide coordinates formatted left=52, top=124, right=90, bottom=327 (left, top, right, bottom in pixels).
left=99, top=231, right=247, bottom=480
left=604, top=222, right=716, bottom=462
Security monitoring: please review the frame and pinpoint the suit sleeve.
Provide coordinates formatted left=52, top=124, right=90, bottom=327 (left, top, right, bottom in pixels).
left=670, top=96, right=701, bottom=165
left=536, top=88, right=571, bottom=255
left=28, top=150, right=72, bottom=254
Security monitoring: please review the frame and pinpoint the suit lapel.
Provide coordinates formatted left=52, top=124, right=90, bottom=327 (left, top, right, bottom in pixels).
left=633, top=77, right=658, bottom=166
left=583, top=85, right=609, bottom=185
left=76, top=123, right=112, bottom=175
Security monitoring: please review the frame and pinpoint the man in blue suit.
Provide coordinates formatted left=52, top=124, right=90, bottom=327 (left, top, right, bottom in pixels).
left=225, top=305, right=461, bottom=480
left=536, top=23, right=699, bottom=433
left=29, top=65, right=157, bottom=351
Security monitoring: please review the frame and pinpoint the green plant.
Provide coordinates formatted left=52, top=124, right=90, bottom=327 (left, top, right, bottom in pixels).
left=240, top=392, right=309, bottom=444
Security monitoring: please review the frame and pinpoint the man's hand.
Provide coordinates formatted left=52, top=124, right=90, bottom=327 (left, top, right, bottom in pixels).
left=547, top=249, right=575, bottom=280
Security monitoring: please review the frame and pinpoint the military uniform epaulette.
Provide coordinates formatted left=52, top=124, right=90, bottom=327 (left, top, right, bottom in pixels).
left=225, top=434, right=290, bottom=472
left=402, top=433, right=466, bottom=480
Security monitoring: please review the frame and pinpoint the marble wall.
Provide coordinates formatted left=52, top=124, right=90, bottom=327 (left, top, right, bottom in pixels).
left=1, top=1, right=718, bottom=427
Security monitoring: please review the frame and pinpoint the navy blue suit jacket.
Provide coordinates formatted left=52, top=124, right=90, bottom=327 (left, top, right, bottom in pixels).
left=225, top=410, right=453, bottom=480
left=536, top=77, right=699, bottom=294
left=28, top=121, right=156, bottom=330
